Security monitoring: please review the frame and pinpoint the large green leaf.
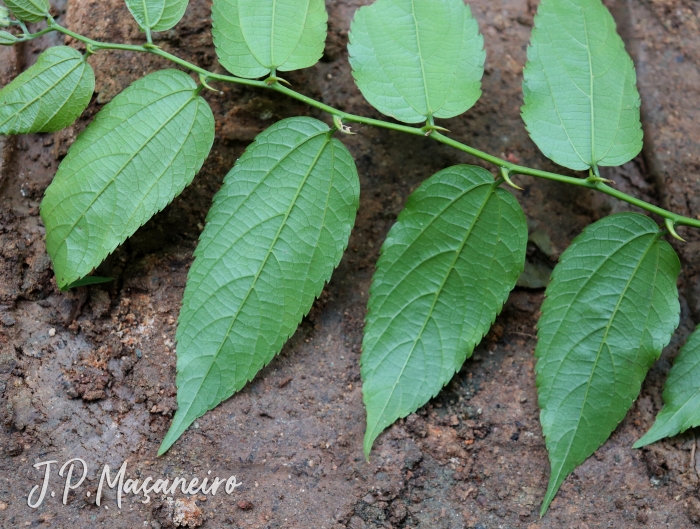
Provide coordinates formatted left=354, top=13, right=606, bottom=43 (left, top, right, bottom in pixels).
left=361, top=165, right=527, bottom=456
left=521, top=0, right=642, bottom=171
left=536, top=213, right=680, bottom=515
left=0, top=46, right=94, bottom=134
left=3, top=0, right=49, bottom=22
left=125, top=0, right=189, bottom=32
left=348, top=0, right=485, bottom=124
left=212, top=0, right=328, bottom=79
left=634, top=326, right=700, bottom=448
left=159, top=117, right=360, bottom=455
left=40, top=69, right=214, bottom=289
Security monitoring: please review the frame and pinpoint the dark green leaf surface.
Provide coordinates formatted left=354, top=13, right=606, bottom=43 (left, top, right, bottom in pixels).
left=125, top=0, right=189, bottom=32
left=536, top=213, right=680, bottom=515
left=361, top=165, right=527, bottom=456
left=348, top=0, right=485, bottom=124
left=159, top=117, right=360, bottom=455
left=4, top=0, right=49, bottom=21
left=634, top=326, right=700, bottom=448
left=521, top=0, right=642, bottom=171
left=0, top=46, right=94, bottom=134
left=40, top=69, right=214, bottom=289
left=212, top=0, right=327, bottom=78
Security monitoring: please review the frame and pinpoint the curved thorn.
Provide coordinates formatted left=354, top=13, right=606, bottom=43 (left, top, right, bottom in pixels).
left=265, top=76, right=291, bottom=86
left=585, top=175, right=614, bottom=185
left=500, top=167, right=523, bottom=191
left=420, top=124, right=450, bottom=136
left=199, top=74, right=220, bottom=93
left=665, top=218, right=686, bottom=241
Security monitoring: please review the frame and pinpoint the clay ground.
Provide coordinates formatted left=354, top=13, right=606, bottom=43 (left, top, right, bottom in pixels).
left=1, top=0, right=700, bottom=527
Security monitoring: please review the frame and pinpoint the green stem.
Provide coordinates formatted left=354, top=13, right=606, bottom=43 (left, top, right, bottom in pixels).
left=34, top=20, right=700, bottom=231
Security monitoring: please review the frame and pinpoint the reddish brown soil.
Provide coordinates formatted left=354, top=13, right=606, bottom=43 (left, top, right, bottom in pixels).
left=1, top=0, right=700, bottom=527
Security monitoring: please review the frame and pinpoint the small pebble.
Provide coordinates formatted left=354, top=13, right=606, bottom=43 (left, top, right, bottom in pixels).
left=48, top=328, right=56, bottom=337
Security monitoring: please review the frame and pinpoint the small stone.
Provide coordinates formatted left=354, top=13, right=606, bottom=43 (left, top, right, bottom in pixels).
left=237, top=500, right=253, bottom=511
left=48, top=328, right=56, bottom=337
left=0, top=500, right=7, bottom=510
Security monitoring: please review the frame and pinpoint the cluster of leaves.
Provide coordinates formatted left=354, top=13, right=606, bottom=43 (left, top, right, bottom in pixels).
left=1, top=0, right=700, bottom=516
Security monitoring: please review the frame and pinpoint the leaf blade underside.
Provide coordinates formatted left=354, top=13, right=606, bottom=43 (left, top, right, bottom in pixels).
left=536, top=213, right=680, bottom=516
left=521, top=0, right=642, bottom=171
left=124, top=0, right=189, bottom=32
left=4, top=0, right=49, bottom=22
left=361, top=165, right=527, bottom=457
left=40, top=69, right=214, bottom=289
left=159, top=117, right=360, bottom=455
left=0, top=46, right=94, bottom=135
left=348, top=0, right=485, bottom=124
left=212, top=0, right=328, bottom=78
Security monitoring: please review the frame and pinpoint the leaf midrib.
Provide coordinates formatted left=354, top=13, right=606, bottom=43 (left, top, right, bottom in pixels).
left=409, top=0, right=432, bottom=118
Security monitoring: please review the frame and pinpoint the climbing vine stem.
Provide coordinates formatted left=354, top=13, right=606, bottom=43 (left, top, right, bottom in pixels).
left=30, top=18, right=700, bottom=231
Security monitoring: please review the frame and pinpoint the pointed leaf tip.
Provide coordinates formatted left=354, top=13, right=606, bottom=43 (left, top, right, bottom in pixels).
left=634, top=325, right=700, bottom=448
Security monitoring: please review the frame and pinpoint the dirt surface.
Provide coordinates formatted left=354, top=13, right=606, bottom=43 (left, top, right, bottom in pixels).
left=1, top=0, right=700, bottom=527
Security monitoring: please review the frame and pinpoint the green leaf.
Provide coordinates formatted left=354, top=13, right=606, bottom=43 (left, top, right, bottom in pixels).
left=3, top=0, right=49, bottom=22
left=348, top=0, right=485, bottom=124
left=0, top=31, right=17, bottom=45
left=0, top=46, right=94, bottom=134
left=361, top=165, right=527, bottom=456
left=536, top=213, right=680, bottom=516
left=40, top=69, right=214, bottom=289
left=634, top=325, right=700, bottom=448
left=125, top=0, right=189, bottom=32
left=521, top=0, right=643, bottom=171
left=159, top=117, right=360, bottom=455
left=212, top=0, right=328, bottom=79
left=61, top=276, right=114, bottom=291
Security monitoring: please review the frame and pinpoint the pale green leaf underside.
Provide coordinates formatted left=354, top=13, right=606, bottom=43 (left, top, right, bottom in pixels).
left=348, top=0, right=485, bottom=124
left=4, top=0, right=49, bottom=22
left=0, top=46, right=94, bottom=134
left=634, top=325, right=700, bottom=448
left=125, top=0, right=189, bottom=32
left=212, top=0, right=328, bottom=79
left=40, top=69, right=214, bottom=289
left=536, top=213, right=680, bottom=515
left=159, top=117, right=360, bottom=455
left=361, top=165, right=527, bottom=456
left=522, top=0, right=642, bottom=171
